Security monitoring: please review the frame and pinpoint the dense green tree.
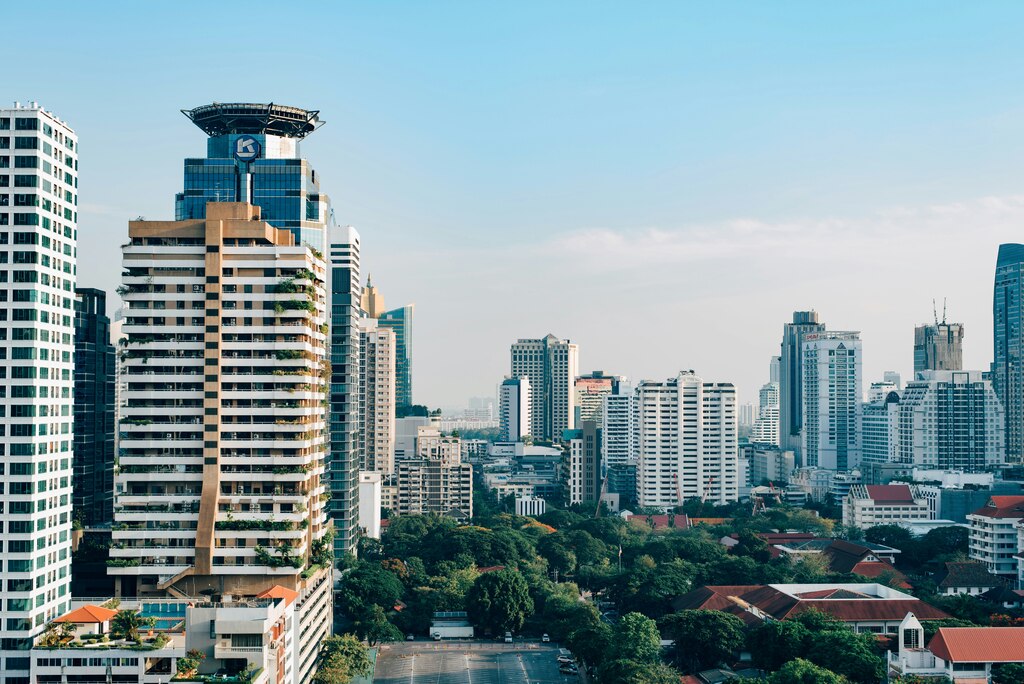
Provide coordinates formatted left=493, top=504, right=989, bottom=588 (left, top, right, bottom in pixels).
left=466, top=569, right=534, bottom=634
left=731, top=530, right=772, bottom=562
left=607, top=559, right=695, bottom=618
left=352, top=605, right=403, bottom=646
left=805, top=629, right=884, bottom=683
left=789, top=607, right=845, bottom=632
left=312, top=634, right=372, bottom=684
left=768, top=658, right=848, bottom=684
left=747, top=619, right=812, bottom=671
left=922, top=526, right=968, bottom=557
left=565, top=621, right=612, bottom=668
left=609, top=612, right=663, bottom=664
left=110, top=610, right=156, bottom=643
left=921, top=617, right=980, bottom=642
left=335, top=562, right=405, bottom=618
left=864, top=524, right=915, bottom=551
left=993, top=663, right=1024, bottom=684
left=598, top=659, right=680, bottom=684
left=659, top=609, right=744, bottom=673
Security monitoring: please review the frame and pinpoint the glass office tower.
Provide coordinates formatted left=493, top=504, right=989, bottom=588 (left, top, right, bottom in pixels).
left=379, top=304, right=413, bottom=409
left=176, top=103, right=329, bottom=250
left=993, top=243, right=1024, bottom=463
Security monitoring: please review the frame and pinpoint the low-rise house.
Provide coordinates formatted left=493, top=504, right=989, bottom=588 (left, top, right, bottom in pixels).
left=672, top=583, right=949, bottom=635
left=889, top=612, right=1024, bottom=682
left=821, top=539, right=912, bottom=588
left=967, top=495, right=1024, bottom=576
left=935, top=561, right=1004, bottom=596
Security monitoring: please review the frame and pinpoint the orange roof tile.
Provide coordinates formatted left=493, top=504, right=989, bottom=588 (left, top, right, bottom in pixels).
left=970, top=496, right=1024, bottom=519
left=257, top=585, right=299, bottom=607
left=928, top=627, right=1024, bottom=663
left=55, top=605, right=118, bottom=624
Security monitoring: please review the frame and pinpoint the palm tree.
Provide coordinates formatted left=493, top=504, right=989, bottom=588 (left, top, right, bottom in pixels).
left=39, top=620, right=76, bottom=646
left=110, top=610, right=156, bottom=642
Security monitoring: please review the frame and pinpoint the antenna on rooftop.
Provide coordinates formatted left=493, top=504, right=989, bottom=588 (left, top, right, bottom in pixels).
left=942, top=297, right=947, bottom=325
left=933, top=299, right=938, bottom=327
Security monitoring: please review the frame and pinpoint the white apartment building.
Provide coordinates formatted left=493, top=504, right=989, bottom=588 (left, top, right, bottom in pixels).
left=802, top=331, right=863, bottom=471
left=357, top=318, right=396, bottom=475
left=515, top=496, right=546, bottom=517
left=751, top=381, right=780, bottom=446
left=499, top=375, right=531, bottom=441
left=395, top=459, right=473, bottom=518
left=967, top=496, right=1024, bottom=577
left=842, top=484, right=931, bottom=529
left=358, top=471, right=382, bottom=539
left=862, top=390, right=900, bottom=465
left=574, top=371, right=623, bottom=426
left=897, top=370, right=1005, bottom=472
left=416, top=425, right=461, bottom=465
left=634, top=371, right=738, bottom=509
left=0, top=103, right=78, bottom=681
left=602, top=382, right=636, bottom=498
left=510, top=334, right=578, bottom=441
left=112, top=203, right=334, bottom=613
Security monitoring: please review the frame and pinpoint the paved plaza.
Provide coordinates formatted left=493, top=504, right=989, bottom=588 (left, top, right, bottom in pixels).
left=373, top=641, right=580, bottom=683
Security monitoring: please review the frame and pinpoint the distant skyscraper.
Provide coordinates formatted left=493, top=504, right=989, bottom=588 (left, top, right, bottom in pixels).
left=802, top=331, right=863, bottom=471
left=634, top=372, right=738, bottom=509
left=883, top=370, right=902, bottom=389
left=0, top=102, right=77, bottom=678
left=510, top=334, right=579, bottom=441
left=74, top=288, right=115, bottom=527
left=574, top=371, right=623, bottom=426
left=360, top=276, right=385, bottom=318
left=862, top=389, right=901, bottom=466
left=770, top=356, right=781, bottom=384
left=330, top=225, right=362, bottom=556
left=780, top=311, right=826, bottom=459
left=566, top=420, right=601, bottom=505
left=499, top=376, right=531, bottom=441
left=993, top=243, right=1024, bottom=462
left=358, top=318, right=396, bottom=475
left=898, top=371, right=1005, bottom=471
left=379, top=304, right=413, bottom=409
left=914, top=321, right=964, bottom=373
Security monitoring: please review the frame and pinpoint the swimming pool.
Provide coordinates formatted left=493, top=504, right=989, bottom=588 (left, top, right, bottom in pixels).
left=140, top=602, right=186, bottom=631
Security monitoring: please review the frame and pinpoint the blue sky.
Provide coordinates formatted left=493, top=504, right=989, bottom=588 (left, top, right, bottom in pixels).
left=10, top=2, right=1024, bottom=407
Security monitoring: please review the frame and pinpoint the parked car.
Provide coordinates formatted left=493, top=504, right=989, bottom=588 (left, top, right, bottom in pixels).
left=559, top=664, right=579, bottom=675
left=504, top=632, right=513, bottom=643
left=557, top=655, right=575, bottom=665
left=432, top=633, right=442, bottom=641
left=406, top=634, right=415, bottom=641
left=541, top=633, right=550, bottom=643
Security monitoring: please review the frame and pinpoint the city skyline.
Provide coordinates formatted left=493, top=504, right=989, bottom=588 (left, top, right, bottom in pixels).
left=8, top=2, right=1024, bottom=409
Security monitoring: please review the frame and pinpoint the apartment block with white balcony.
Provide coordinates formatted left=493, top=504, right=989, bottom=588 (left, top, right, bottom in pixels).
left=357, top=317, right=396, bottom=475
left=0, top=102, right=78, bottom=682
left=967, top=496, right=1024, bottom=577
left=112, top=202, right=333, bottom=599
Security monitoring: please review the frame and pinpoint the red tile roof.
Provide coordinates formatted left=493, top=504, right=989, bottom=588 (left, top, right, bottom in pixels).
left=257, top=585, right=299, bottom=607
left=55, top=605, right=118, bottom=624
left=970, top=496, right=1024, bottom=519
left=928, top=627, right=1024, bottom=663
left=865, top=484, right=915, bottom=503
left=851, top=562, right=912, bottom=589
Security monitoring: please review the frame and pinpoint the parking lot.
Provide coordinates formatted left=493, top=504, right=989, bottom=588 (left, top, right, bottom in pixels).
left=373, top=641, right=580, bottom=683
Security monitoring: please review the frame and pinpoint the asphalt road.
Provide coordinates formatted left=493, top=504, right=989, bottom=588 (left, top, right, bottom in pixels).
left=373, top=641, right=580, bottom=684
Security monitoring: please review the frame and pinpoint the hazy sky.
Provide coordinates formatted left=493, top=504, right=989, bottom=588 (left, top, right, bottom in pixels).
left=9, top=2, right=1024, bottom=409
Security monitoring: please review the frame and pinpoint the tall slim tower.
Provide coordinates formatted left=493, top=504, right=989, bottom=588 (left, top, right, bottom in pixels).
left=802, top=331, right=863, bottom=471
left=378, top=304, right=413, bottom=410
left=357, top=318, right=396, bottom=475
left=602, top=382, right=636, bottom=501
left=0, top=102, right=77, bottom=681
left=498, top=376, right=531, bottom=441
left=73, top=288, right=115, bottom=527
left=510, top=334, right=579, bottom=441
left=993, top=243, right=1024, bottom=462
left=330, top=225, right=362, bottom=556
left=779, top=311, right=825, bottom=460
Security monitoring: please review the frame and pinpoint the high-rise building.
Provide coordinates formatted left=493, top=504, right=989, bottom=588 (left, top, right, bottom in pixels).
left=634, top=372, right=738, bottom=509
left=499, top=376, right=531, bottom=441
left=510, top=334, right=579, bottom=441
left=780, top=311, right=826, bottom=459
left=360, top=276, right=385, bottom=318
left=868, top=381, right=900, bottom=403
left=993, top=243, right=1024, bottom=463
left=573, top=371, right=623, bottom=426
left=0, top=102, right=78, bottom=681
left=357, top=318, right=396, bottom=475
left=751, top=381, right=780, bottom=446
left=378, top=305, right=413, bottom=410
left=565, top=420, right=601, bottom=505
left=914, top=321, right=964, bottom=373
left=329, top=225, right=362, bottom=557
left=802, top=331, right=863, bottom=471
left=862, top=389, right=900, bottom=466
left=770, top=355, right=781, bottom=383
left=113, top=202, right=333, bottom=680
left=394, top=427, right=472, bottom=517
left=175, top=103, right=329, bottom=250
left=883, top=370, right=902, bottom=389
left=602, top=382, right=636, bottom=500
left=898, top=371, right=1005, bottom=471
left=73, top=288, right=115, bottom=527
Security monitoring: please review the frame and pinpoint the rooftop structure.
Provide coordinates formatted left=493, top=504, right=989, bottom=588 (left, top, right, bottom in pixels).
left=182, top=102, right=324, bottom=138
